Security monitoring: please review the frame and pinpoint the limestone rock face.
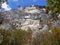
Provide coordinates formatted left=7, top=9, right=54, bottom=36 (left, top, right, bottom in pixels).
left=0, top=7, right=60, bottom=31
left=21, top=19, right=40, bottom=31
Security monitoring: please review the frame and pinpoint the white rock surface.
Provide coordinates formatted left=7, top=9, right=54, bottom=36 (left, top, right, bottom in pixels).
left=0, top=7, right=60, bottom=31
left=58, top=14, right=60, bottom=19
left=1, top=2, right=11, bottom=11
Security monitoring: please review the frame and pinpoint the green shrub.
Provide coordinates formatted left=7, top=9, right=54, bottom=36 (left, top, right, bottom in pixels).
left=0, top=29, right=31, bottom=45
left=0, top=27, right=60, bottom=45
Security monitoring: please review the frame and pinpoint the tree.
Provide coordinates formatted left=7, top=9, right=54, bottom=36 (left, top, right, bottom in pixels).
left=0, top=13, right=4, bottom=24
left=47, top=0, right=60, bottom=13
left=0, top=0, right=7, bottom=3
left=46, top=0, right=60, bottom=19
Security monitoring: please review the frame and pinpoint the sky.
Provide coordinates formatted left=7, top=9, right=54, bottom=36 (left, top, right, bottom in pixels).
left=7, top=0, right=47, bottom=9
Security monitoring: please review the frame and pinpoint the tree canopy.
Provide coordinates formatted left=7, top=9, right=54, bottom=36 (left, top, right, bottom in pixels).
left=0, top=0, right=7, bottom=3
left=47, top=0, right=60, bottom=14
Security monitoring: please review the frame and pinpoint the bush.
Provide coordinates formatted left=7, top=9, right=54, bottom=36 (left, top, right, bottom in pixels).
left=32, top=27, right=60, bottom=45
left=0, top=27, right=60, bottom=45
left=0, top=29, right=31, bottom=45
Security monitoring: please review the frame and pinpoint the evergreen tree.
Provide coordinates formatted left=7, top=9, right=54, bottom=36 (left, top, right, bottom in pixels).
left=47, top=0, right=60, bottom=13
left=46, top=0, right=60, bottom=19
